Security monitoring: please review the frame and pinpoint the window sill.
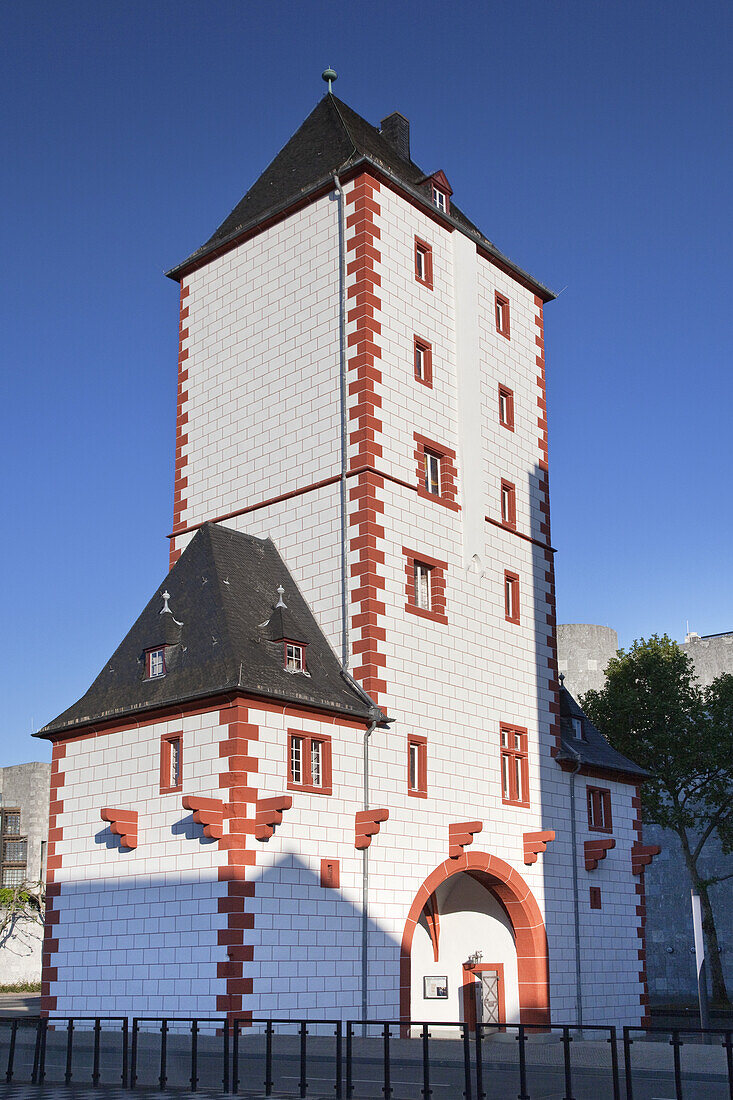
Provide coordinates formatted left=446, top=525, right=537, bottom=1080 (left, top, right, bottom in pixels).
left=287, top=780, right=333, bottom=797
left=160, top=783, right=183, bottom=795
left=505, top=615, right=521, bottom=626
left=588, top=824, right=613, bottom=834
left=406, top=604, right=448, bottom=626
left=408, top=787, right=428, bottom=799
left=414, top=372, right=433, bottom=389
left=501, top=797, right=530, bottom=809
left=415, top=275, right=434, bottom=291
left=500, top=519, right=517, bottom=532
left=416, top=486, right=460, bottom=511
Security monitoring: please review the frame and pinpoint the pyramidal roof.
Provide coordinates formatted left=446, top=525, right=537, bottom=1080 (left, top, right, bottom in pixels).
left=167, top=93, right=554, bottom=300
left=37, top=524, right=379, bottom=737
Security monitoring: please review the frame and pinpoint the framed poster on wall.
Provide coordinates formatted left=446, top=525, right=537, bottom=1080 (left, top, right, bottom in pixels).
left=423, top=976, right=448, bottom=999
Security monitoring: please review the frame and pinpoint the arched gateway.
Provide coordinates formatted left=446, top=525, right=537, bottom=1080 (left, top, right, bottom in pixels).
left=400, top=852, right=550, bottom=1026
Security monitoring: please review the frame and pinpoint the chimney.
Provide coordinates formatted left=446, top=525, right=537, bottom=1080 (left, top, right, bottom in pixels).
left=380, top=112, right=410, bottom=162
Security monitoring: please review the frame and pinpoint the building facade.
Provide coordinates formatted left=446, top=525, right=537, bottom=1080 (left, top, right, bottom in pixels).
left=0, top=761, right=51, bottom=984
left=39, top=90, right=653, bottom=1026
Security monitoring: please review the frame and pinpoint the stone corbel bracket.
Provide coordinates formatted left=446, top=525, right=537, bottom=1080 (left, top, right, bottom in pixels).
left=100, top=808, right=138, bottom=850
left=255, top=796, right=293, bottom=842
left=448, top=820, right=483, bottom=859
left=355, top=809, right=389, bottom=850
left=182, top=796, right=225, bottom=840
left=523, top=829, right=555, bottom=865
left=632, top=843, right=661, bottom=875
left=585, top=837, right=615, bottom=871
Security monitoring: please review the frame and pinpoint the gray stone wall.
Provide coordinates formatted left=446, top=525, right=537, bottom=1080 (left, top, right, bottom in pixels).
left=0, top=761, right=51, bottom=985
left=557, top=624, right=733, bottom=1005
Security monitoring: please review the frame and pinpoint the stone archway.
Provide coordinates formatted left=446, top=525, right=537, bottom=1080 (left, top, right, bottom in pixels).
left=400, top=851, right=550, bottom=1025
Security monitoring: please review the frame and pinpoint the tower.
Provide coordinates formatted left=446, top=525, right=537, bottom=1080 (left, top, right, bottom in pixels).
left=38, top=85, right=654, bottom=1027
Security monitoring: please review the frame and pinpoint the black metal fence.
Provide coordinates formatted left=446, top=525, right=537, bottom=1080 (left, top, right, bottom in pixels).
left=1, top=1015, right=732, bottom=1098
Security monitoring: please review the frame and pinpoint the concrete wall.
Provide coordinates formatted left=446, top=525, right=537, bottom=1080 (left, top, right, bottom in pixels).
left=557, top=624, right=618, bottom=698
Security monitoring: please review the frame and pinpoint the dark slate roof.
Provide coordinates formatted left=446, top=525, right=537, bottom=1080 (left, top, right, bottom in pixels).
left=37, top=524, right=379, bottom=737
left=556, top=685, right=649, bottom=779
left=166, top=94, right=555, bottom=300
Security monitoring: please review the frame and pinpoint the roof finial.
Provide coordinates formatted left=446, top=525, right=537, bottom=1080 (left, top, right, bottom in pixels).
left=559, top=672, right=565, bottom=687
left=322, top=67, right=337, bottom=93
left=161, top=590, right=171, bottom=614
left=276, top=585, right=287, bottom=609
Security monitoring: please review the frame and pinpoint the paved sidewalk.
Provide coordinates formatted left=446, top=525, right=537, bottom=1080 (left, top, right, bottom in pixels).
left=0, top=996, right=40, bottom=1018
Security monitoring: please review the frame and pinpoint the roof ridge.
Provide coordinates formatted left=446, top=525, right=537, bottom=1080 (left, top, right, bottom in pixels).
left=327, top=94, right=358, bottom=171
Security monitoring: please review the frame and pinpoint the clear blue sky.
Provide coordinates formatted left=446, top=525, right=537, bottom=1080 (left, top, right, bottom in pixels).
left=2, top=1, right=731, bottom=764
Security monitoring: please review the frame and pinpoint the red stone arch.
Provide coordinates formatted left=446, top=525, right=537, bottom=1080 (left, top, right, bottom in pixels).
left=400, top=851, right=550, bottom=1025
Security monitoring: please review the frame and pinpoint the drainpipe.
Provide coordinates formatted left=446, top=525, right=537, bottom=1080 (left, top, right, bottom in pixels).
left=568, top=747, right=584, bottom=1030
left=361, top=714, right=379, bottom=1026
left=333, top=173, right=349, bottom=670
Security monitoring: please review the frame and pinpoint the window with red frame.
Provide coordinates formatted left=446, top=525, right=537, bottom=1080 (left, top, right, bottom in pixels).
left=504, top=571, right=520, bottom=624
left=500, top=480, right=516, bottom=529
left=423, top=450, right=441, bottom=496
left=495, top=292, right=510, bottom=338
left=146, top=647, right=166, bottom=679
left=414, top=238, right=433, bottom=288
left=407, top=735, right=428, bottom=797
left=414, top=337, right=433, bottom=386
left=284, top=640, right=307, bottom=672
left=403, top=547, right=448, bottom=624
left=414, top=434, right=458, bottom=510
left=587, top=787, right=612, bottom=832
left=500, top=725, right=529, bottom=806
left=498, top=385, right=514, bottom=430
left=160, top=733, right=183, bottom=793
left=288, top=731, right=332, bottom=795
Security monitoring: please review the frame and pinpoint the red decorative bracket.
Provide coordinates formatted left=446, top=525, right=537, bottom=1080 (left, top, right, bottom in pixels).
left=585, top=837, right=615, bottom=871
left=523, top=829, right=556, bottom=865
left=100, top=808, right=138, bottom=850
left=355, top=808, right=389, bottom=850
left=448, top=820, right=483, bottom=859
left=632, top=843, right=661, bottom=875
left=182, top=796, right=225, bottom=840
left=255, top=796, right=292, bottom=842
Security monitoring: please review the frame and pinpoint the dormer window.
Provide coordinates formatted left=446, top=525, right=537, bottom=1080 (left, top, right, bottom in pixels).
left=146, top=647, right=166, bottom=679
left=571, top=717, right=585, bottom=741
left=432, top=186, right=447, bottom=212
left=284, top=641, right=306, bottom=673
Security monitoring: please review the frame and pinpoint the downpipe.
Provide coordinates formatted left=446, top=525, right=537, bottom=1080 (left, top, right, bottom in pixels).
left=568, top=749, right=584, bottom=1031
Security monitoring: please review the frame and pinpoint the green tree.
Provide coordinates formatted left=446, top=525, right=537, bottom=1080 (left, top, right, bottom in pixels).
left=582, top=634, right=733, bottom=1005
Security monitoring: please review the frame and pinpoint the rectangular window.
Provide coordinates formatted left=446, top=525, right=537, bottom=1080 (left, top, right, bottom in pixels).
left=414, top=337, right=433, bottom=386
left=500, top=725, right=529, bottom=806
left=0, top=809, right=27, bottom=887
left=414, top=562, right=432, bottom=610
left=500, top=480, right=516, bottom=529
left=407, top=735, right=428, bottom=797
left=589, top=887, right=602, bottom=910
left=587, top=787, right=612, bottom=832
left=414, top=237, right=433, bottom=288
left=287, top=731, right=332, bottom=795
left=404, top=547, right=448, bottom=624
left=160, top=733, right=183, bottom=793
left=504, top=571, right=520, bottom=624
left=570, top=716, right=585, bottom=740
left=147, top=647, right=166, bottom=679
left=432, top=186, right=447, bottom=211
left=495, top=292, right=510, bottom=338
left=498, top=385, right=514, bottom=431
left=424, top=451, right=441, bottom=496
left=285, top=641, right=306, bottom=672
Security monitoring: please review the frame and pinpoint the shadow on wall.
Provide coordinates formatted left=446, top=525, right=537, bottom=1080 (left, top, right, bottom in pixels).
left=0, top=911, right=44, bottom=984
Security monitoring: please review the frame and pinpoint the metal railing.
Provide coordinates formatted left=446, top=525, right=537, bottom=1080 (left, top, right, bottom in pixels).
left=1, top=1014, right=731, bottom=1097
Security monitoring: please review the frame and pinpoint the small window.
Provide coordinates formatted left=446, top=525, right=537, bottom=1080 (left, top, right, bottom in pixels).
left=0, top=809, right=27, bottom=887
left=424, top=451, right=441, bottom=496
left=498, top=385, right=514, bottom=431
left=414, top=238, right=433, bottom=288
left=432, top=186, right=447, bottom=212
left=284, top=641, right=306, bottom=673
left=147, top=647, right=166, bottom=679
left=571, top=716, right=585, bottom=740
left=500, top=480, right=516, bottom=529
left=500, top=725, right=529, bottom=807
left=407, top=736, right=428, bottom=797
left=414, top=562, right=432, bottom=610
left=495, top=292, right=510, bottom=339
left=160, top=733, right=183, bottom=793
left=3, top=812, right=20, bottom=836
left=587, top=787, right=612, bottom=832
left=404, top=547, right=448, bottom=624
left=589, top=887, right=602, bottom=910
left=414, top=337, right=433, bottom=386
left=504, top=571, right=520, bottom=624
left=288, top=731, right=332, bottom=795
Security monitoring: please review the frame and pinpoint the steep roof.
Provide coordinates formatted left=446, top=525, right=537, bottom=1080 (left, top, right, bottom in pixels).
left=556, top=685, right=649, bottom=779
left=167, top=94, right=554, bottom=300
left=37, top=524, right=379, bottom=737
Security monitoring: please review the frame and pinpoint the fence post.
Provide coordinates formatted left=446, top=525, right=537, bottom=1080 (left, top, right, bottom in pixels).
left=130, top=1018, right=139, bottom=1089
left=121, top=1018, right=129, bottom=1089
left=223, top=1017, right=230, bottom=1095
left=232, top=1019, right=239, bottom=1096
left=517, top=1024, right=529, bottom=1100
left=265, top=1020, right=274, bottom=1096
left=382, top=1021, right=392, bottom=1098
left=670, top=1029, right=683, bottom=1100
left=462, top=1023, right=473, bottom=1100
left=159, top=1018, right=168, bottom=1092
left=562, top=1025, right=574, bottom=1100
left=299, top=1020, right=307, bottom=1099
left=475, top=1023, right=483, bottom=1100
left=346, top=1021, right=353, bottom=1100
left=335, top=1021, right=343, bottom=1100
left=608, top=1025, right=620, bottom=1100
left=65, top=1017, right=75, bottom=1085
left=31, top=1018, right=43, bottom=1084
left=623, top=1027, right=634, bottom=1100
left=190, top=1018, right=198, bottom=1092
left=421, top=1022, right=431, bottom=1099
left=92, top=1017, right=101, bottom=1087
left=5, top=1019, right=18, bottom=1084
